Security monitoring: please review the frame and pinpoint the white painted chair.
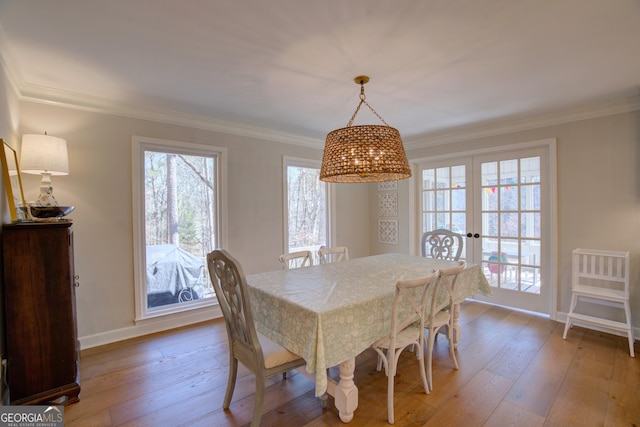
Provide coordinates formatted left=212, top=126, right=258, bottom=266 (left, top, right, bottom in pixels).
left=424, top=261, right=465, bottom=391
left=371, top=271, right=438, bottom=424
left=279, top=250, right=313, bottom=270
left=563, top=248, right=634, bottom=357
left=318, top=246, right=349, bottom=264
left=421, top=229, right=464, bottom=261
left=207, top=249, right=307, bottom=426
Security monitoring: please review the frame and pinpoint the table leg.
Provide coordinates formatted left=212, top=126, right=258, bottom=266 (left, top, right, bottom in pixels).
left=451, top=303, right=461, bottom=349
left=334, top=357, right=358, bottom=423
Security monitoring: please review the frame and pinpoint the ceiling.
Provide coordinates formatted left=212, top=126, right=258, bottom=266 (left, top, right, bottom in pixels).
left=1, top=0, right=639, bottom=146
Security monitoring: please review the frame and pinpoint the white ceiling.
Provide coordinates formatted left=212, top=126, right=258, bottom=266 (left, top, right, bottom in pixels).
left=1, top=0, right=639, bottom=146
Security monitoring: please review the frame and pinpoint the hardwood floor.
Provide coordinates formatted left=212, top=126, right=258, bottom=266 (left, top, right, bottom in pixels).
left=65, top=300, right=640, bottom=426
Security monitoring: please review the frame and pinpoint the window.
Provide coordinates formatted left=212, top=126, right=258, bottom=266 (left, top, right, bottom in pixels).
left=283, top=157, right=333, bottom=263
left=132, top=136, right=226, bottom=321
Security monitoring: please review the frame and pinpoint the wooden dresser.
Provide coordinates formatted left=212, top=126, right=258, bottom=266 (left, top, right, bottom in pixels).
left=2, top=221, right=80, bottom=404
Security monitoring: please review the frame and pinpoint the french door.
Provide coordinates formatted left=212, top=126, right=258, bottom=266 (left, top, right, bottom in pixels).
left=417, top=143, right=554, bottom=314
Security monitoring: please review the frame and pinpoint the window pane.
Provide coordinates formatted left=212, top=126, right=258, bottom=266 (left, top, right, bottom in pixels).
left=144, top=150, right=217, bottom=310
left=287, top=165, right=327, bottom=253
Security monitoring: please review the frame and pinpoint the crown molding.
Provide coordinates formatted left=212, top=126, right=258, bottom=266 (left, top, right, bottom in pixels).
left=404, top=95, right=640, bottom=149
left=22, top=81, right=640, bottom=152
left=19, top=84, right=324, bottom=149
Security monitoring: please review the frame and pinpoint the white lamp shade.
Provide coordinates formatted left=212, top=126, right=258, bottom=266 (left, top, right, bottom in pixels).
left=20, top=134, right=69, bottom=176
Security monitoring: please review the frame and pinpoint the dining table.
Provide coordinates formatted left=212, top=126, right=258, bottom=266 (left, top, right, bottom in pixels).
left=246, top=253, right=492, bottom=423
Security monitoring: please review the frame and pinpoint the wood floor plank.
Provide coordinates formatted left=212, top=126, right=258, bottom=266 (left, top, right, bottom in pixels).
left=605, top=379, right=640, bottom=427
left=544, top=329, right=620, bottom=427
left=484, top=313, right=555, bottom=381
left=483, top=400, right=544, bottom=427
left=62, top=300, right=639, bottom=427
left=503, top=322, right=583, bottom=418
left=425, top=308, right=530, bottom=409
left=423, top=369, right=514, bottom=426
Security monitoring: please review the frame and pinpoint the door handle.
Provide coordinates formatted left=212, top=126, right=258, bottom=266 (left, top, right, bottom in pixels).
left=466, top=233, right=481, bottom=238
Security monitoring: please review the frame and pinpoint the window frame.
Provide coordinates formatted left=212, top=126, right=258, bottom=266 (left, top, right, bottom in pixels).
left=282, top=156, right=335, bottom=257
left=132, top=136, right=227, bottom=322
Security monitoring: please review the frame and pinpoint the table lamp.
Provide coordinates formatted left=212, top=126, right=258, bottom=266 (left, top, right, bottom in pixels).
left=20, top=133, right=69, bottom=207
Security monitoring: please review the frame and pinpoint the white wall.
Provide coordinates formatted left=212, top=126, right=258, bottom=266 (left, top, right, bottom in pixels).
left=18, top=101, right=371, bottom=347
left=10, top=93, right=640, bottom=346
left=0, top=56, right=21, bottom=404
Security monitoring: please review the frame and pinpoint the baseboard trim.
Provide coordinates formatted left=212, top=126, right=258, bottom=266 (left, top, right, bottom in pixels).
left=78, top=305, right=223, bottom=350
left=467, top=298, right=639, bottom=339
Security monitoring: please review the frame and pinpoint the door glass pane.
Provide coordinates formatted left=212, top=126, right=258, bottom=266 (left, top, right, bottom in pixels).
left=483, top=186, right=498, bottom=210
left=423, top=190, right=435, bottom=211
left=500, top=185, right=518, bottom=211
left=521, top=239, right=540, bottom=267
left=436, top=189, right=448, bottom=210
left=420, top=162, right=468, bottom=259
left=452, top=212, right=466, bottom=234
left=422, top=169, right=435, bottom=189
left=481, top=162, right=497, bottom=185
left=451, top=188, right=465, bottom=211
left=451, top=165, right=466, bottom=188
left=500, top=159, right=518, bottom=183
left=481, top=155, right=542, bottom=293
left=500, top=212, right=519, bottom=237
left=521, top=212, right=541, bottom=238
left=437, top=167, right=450, bottom=187
left=521, top=184, right=541, bottom=210
left=482, top=212, right=498, bottom=236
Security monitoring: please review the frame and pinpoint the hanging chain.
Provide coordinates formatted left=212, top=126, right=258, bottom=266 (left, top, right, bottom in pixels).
left=346, top=81, right=390, bottom=127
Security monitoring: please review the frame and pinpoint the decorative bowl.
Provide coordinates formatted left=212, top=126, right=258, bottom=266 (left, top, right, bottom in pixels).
left=23, top=205, right=75, bottom=219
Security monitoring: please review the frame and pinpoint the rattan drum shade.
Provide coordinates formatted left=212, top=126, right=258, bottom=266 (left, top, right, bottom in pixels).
left=320, top=75, right=411, bottom=183
left=320, top=125, right=411, bottom=183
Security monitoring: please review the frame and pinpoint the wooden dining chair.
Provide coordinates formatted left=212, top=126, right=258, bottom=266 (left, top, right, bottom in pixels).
left=421, top=229, right=463, bottom=261
left=424, top=261, right=465, bottom=391
left=318, top=246, right=349, bottom=264
left=278, top=250, right=313, bottom=270
left=207, top=249, right=306, bottom=427
left=371, top=271, right=439, bottom=424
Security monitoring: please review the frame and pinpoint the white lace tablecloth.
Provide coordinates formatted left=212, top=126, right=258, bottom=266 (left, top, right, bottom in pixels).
left=246, top=253, right=491, bottom=396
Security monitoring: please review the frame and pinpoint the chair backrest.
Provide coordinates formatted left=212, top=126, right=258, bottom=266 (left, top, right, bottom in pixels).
left=572, top=248, right=630, bottom=297
left=421, top=229, right=464, bottom=261
left=433, top=261, right=466, bottom=313
left=387, top=271, right=440, bottom=349
left=318, top=246, right=349, bottom=264
left=207, top=249, right=263, bottom=371
left=278, top=250, right=313, bottom=270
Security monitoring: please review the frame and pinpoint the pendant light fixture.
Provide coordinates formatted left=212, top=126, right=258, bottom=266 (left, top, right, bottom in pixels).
left=320, top=76, right=411, bottom=183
